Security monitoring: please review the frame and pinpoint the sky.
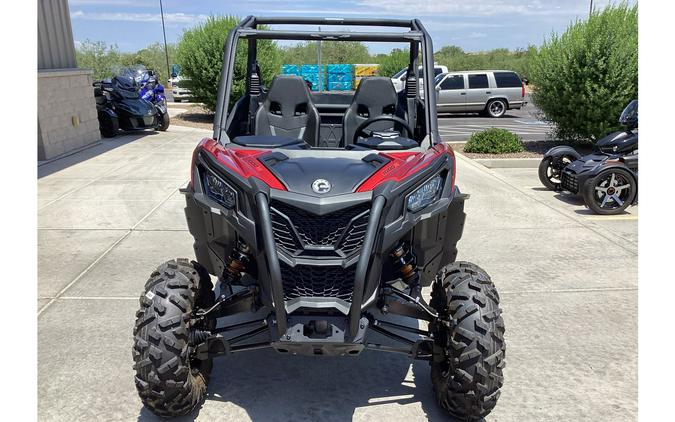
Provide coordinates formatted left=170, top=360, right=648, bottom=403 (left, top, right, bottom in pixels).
left=68, top=0, right=629, bottom=54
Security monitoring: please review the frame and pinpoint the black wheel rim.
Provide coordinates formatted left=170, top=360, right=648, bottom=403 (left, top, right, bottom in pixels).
left=592, top=172, right=632, bottom=210
left=546, top=155, right=573, bottom=184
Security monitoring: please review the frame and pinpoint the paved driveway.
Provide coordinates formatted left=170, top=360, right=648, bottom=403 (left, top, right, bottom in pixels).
left=38, top=127, right=636, bottom=421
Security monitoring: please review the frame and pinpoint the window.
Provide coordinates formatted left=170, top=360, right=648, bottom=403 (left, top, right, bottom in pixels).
left=440, top=75, right=464, bottom=90
left=468, top=74, right=489, bottom=89
left=417, top=67, right=445, bottom=78
left=494, top=72, right=522, bottom=88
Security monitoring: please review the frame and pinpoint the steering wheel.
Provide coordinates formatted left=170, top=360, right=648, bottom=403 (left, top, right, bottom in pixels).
left=352, top=115, right=415, bottom=145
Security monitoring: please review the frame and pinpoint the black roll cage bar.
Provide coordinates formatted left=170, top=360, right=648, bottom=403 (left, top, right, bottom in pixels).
left=213, top=16, right=440, bottom=147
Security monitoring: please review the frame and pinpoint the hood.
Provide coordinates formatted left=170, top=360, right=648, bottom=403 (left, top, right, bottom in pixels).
left=261, top=154, right=382, bottom=197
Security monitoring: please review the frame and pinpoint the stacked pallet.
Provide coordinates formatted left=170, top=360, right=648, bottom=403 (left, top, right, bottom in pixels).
left=326, top=64, right=353, bottom=91
left=281, top=64, right=300, bottom=76
left=353, top=64, right=379, bottom=89
left=300, top=64, right=326, bottom=91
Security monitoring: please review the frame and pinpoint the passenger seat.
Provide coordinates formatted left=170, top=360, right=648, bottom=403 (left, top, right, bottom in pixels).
left=255, top=75, right=320, bottom=145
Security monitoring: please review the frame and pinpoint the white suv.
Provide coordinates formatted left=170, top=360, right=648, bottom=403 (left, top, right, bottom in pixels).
left=434, top=70, right=527, bottom=117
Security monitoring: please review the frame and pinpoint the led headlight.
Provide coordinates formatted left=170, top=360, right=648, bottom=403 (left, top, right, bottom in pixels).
left=407, top=175, right=443, bottom=213
left=203, top=171, right=236, bottom=209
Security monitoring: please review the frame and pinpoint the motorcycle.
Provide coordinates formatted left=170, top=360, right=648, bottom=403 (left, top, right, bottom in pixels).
left=134, top=67, right=168, bottom=108
left=93, top=66, right=170, bottom=138
left=538, top=100, right=638, bottom=215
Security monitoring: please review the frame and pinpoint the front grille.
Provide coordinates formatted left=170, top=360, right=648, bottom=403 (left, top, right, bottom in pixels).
left=561, top=170, right=579, bottom=193
left=270, top=202, right=370, bottom=256
left=280, top=263, right=355, bottom=301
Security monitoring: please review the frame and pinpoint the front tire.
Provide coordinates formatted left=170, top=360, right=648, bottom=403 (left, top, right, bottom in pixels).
left=582, top=167, right=636, bottom=215
left=157, top=111, right=170, bottom=131
left=99, top=112, right=118, bottom=138
left=132, top=258, right=215, bottom=417
left=429, top=262, right=506, bottom=421
left=485, top=99, right=507, bottom=118
left=538, top=153, right=577, bottom=191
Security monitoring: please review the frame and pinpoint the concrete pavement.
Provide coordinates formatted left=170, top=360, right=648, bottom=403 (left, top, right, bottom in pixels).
left=37, top=127, right=636, bottom=421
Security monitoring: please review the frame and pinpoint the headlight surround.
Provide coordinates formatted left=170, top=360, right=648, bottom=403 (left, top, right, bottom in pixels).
left=203, top=170, right=237, bottom=209
left=406, top=174, right=443, bottom=213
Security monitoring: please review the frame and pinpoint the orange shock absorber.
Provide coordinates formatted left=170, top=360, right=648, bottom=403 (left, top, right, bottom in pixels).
left=222, top=240, right=252, bottom=284
left=389, top=242, right=419, bottom=288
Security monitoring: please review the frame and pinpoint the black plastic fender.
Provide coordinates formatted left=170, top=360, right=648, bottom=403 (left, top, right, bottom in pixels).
left=155, top=103, right=167, bottom=115
left=97, top=107, right=117, bottom=119
left=542, top=145, right=581, bottom=161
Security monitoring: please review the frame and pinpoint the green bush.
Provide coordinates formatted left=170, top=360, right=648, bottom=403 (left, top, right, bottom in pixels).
left=464, top=128, right=524, bottom=154
left=529, top=3, right=637, bottom=143
left=377, top=48, right=410, bottom=77
left=176, top=16, right=282, bottom=111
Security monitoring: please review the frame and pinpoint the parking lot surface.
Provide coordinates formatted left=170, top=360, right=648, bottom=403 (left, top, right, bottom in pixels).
left=38, top=127, right=636, bottom=421
left=438, top=96, right=554, bottom=142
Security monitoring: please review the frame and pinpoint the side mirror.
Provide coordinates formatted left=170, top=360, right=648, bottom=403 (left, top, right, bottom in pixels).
left=435, top=85, right=441, bottom=92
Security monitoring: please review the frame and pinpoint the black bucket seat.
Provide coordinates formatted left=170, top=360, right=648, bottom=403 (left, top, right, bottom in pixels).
left=342, top=77, right=404, bottom=145
left=255, top=75, right=320, bottom=145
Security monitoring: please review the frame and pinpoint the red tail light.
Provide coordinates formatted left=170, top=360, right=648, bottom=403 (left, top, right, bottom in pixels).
left=522, top=83, right=525, bottom=98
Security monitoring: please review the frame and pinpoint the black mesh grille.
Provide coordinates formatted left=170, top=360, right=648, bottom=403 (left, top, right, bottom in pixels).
left=561, top=170, right=579, bottom=193
left=270, top=201, right=370, bottom=256
left=280, top=263, right=355, bottom=301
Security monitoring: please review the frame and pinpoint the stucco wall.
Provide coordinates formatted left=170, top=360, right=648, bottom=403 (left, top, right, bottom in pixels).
left=38, top=69, right=100, bottom=160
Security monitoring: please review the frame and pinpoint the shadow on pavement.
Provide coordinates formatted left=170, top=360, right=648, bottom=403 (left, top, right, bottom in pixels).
left=38, top=131, right=160, bottom=179
left=136, top=337, right=468, bottom=421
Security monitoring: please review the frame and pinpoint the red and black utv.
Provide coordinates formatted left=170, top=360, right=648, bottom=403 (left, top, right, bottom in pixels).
left=132, top=16, right=505, bottom=421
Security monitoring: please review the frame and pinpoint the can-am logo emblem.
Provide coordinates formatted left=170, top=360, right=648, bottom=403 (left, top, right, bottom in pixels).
left=312, top=179, right=332, bottom=194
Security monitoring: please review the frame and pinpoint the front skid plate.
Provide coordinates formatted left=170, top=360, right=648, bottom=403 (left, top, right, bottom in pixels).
left=271, top=342, right=365, bottom=357
left=270, top=316, right=369, bottom=356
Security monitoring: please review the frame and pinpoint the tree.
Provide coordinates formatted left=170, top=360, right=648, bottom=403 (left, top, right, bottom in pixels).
left=377, top=48, right=410, bottom=77
left=529, top=3, right=637, bottom=143
left=75, top=40, right=122, bottom=80
left=281, top=41, right=372, bottom=65
left=121, top=42, right=177, bottom=84
left=176, top=16, right=282, bottom=111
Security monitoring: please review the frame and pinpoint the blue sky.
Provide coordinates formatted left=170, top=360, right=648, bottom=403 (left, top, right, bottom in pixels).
left=69, top=0, right=628, bottom=53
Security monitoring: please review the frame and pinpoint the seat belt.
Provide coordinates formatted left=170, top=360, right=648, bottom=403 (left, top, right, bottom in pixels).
left=405, top=46, right=418, bottom=138
left=248, top=63, right=262, bottom=134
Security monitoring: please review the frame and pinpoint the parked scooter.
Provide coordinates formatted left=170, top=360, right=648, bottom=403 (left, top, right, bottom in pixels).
left=538, top=100, right=638, bottom=214
left=93, top=67, right=170, bottom=138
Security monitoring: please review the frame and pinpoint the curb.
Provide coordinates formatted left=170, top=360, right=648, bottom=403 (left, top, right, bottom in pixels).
left=473, top=157, right=541, bottom=169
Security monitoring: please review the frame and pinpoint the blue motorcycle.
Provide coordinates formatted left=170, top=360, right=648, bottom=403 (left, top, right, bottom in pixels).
left=136, top=67, right=168, bottom=108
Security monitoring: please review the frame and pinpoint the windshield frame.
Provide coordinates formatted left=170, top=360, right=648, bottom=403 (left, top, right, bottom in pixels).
left=212, top=16, right=440, bottom=147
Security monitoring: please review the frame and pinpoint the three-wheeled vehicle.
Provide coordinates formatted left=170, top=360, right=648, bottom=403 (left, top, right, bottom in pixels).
left=94, top=67, right=170, bottom=138
left=132, top=17, right=505, bottom=421
left=538, top=100, right=638, bottom=214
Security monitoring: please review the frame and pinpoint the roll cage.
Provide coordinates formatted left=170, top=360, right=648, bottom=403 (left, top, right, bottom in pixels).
left=213, top=16, right=440, bottom=147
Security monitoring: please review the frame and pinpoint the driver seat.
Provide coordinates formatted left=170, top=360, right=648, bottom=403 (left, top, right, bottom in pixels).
left=255, top=75, right=320, bottom=145
left=342, top=77, right=404, bottom=146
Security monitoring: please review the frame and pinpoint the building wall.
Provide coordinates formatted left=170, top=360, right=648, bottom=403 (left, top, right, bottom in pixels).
left=38, top=0, right=100, bottom=161
left=37, top=69, right=100, bottom=161
left=38, top=0, right=77, bottom=70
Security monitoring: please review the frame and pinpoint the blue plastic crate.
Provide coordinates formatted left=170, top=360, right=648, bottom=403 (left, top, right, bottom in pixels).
left=327, top=73, right=353, bottom=83
left=328, top=81, right=352, bottom=91
left=327, top=64, right=353, bottom=74
left=281, top=64, right=299, bottom=75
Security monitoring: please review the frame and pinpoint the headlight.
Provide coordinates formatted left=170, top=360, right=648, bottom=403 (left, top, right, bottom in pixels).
left=203, top=171, right=236, bottom=209
left=407, top=175, right=443, bottom=212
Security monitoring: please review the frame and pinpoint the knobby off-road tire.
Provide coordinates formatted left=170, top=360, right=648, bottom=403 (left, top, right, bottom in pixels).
left=429, top=261, right=506, bottom=421
left=132, top=258, right=215, bottom=417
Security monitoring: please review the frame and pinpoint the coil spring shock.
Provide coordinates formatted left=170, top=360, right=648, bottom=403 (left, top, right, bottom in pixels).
left=222, top=240, right=252, bottom=285
left=390, top=242, right=419, bottom=289
left=188, top=329, right=211, bottom=346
